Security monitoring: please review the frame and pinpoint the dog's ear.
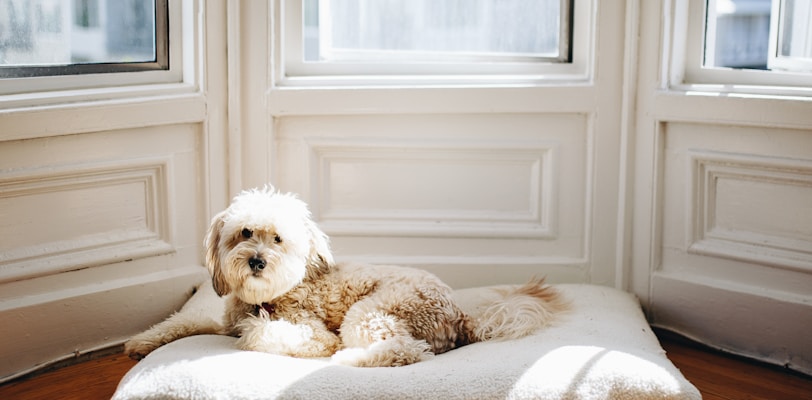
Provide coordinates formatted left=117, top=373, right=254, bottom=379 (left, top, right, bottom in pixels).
left=204, top=210, right=231, bottom=297
left=305, top=218, right=334, bottom=273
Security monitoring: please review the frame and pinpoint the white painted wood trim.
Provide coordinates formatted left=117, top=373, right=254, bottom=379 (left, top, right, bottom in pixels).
left=633, top=0, right=812, bottom=374
left=0, top=0, right=231, bottom=381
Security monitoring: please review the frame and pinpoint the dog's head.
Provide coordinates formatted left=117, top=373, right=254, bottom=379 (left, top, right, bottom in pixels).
left=203, top=186, right=333, bottom=304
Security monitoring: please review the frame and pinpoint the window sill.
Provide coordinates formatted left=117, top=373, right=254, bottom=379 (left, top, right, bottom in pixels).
left=276, top=71, right=591, bottom=90
left=669, top=83, right=812, bottom=102
left=0, top=83, right=205, bottom=141
left=0, top=82, right=200, bottom=111
left=267, top=79, right=596, bottom=116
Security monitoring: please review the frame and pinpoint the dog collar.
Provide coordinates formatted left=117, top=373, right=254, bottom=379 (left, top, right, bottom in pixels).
left=259, top=303, right=275, bottom=314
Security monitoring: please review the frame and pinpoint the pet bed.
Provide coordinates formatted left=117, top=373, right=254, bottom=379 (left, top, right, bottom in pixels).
left=113, top=283, right=700, bottom=400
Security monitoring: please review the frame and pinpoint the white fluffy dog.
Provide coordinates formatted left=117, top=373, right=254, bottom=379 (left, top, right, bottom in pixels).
left=125, top=186, right=567, bottom=367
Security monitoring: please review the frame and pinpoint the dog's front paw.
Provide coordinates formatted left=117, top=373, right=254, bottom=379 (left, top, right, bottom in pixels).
left=331, top=347, right=368, bottom=366
left=236, top=317, right=314, bottom=355
left=330, top=337, right=434, bottom=367
left=124, top=335, right=162, bottom=360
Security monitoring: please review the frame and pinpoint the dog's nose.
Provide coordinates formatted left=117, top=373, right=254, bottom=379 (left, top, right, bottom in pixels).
left=248, top=256, right=266, bottom=271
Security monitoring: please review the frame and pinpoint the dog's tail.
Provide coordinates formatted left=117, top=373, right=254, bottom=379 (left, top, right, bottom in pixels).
left=470, top=277, right=569, bottom=342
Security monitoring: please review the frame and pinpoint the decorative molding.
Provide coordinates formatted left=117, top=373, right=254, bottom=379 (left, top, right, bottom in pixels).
left=688, top=151, right=812, bottom=273
left=0, top=158, right=175, bottom=283
left=338, top=254, right=587, bottom=268
left=650, top=121, right=667, bottom=273
left=306, top=138, right=558, bottom=239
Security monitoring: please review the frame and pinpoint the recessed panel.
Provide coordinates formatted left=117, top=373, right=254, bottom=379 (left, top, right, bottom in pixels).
left=310, top=139, right=553, bottom=238
left=660, top=122, right=812, bottom=281
left=274, top=113, right=589, bottom=268
left=1, top=179, right=151, bottom=250
left=0, top=160, right=172, bottom=282
left=713, top=178, right=812, bottom=243
left=688, top=152, right=812, bottom=272
left=326, top=157, right=535, bottom=216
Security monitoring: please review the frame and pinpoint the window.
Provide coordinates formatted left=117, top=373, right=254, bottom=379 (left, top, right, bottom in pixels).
left=304, top=0, right=568, bottom=63
left=769, top=0, right=812, bottom=72
left=281, top=0, right=586, bottom=85
left=0, top=0, right=167, bottom=77
left=0, top=0, right=178, bottom=97
left=679, top=0, right=812, bottom=89
left=704, top=0, right=772, bottom=69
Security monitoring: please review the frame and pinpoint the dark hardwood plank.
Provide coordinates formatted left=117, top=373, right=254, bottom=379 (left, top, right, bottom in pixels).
left=0, top=353, right=137, bottom=400
left=657, top=329, right=812, bottom=400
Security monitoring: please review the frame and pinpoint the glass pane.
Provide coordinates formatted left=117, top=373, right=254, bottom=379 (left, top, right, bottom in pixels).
left=778, top=0, right=812, bottom=59
left=304, top=0, right=564, bottom=62
left=704, top=0, right=772, bottom=69
left=0, top=0, right=156, bottom=68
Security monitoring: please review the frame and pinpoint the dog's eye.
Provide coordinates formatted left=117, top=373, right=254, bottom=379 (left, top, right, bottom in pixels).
left=241, top=228, right=253, bottom=239
left=274, top=235, right=281, bottom=244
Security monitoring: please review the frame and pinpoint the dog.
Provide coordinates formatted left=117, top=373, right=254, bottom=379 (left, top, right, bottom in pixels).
left=125, top=186, right=568, bottom=367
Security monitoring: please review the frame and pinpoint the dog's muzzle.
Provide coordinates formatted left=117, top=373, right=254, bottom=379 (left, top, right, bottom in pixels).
left=248, top=256, right=266, bottom=271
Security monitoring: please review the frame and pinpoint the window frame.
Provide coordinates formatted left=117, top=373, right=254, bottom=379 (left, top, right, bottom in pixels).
left=768, top=0, right=812, bottom=72
left=0, top=0, right=186, bottom=99
left=674, top=0, right=812, bottom=95
left=276, top=0, right=592, bottom=87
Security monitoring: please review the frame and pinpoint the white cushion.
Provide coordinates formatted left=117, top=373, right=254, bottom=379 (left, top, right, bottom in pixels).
left=113, top=284, right=700, bottom=400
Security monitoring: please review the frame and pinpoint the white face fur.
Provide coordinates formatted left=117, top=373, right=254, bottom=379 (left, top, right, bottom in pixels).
left=204, top=187, right=333, bottom=305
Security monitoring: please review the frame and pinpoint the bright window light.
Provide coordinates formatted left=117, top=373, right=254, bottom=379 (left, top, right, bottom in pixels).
left=303, top=0, right=569, bottom=64
left=0, top=0, right=167, bottom=78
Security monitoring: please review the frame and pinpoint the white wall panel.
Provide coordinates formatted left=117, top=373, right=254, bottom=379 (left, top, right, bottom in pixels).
left=0, top=0, right=229, bottom=382
left=0, top=124, right=209, bottom=380
left=659, top=122, right=812, bottom=283
left=0, top=158, right=173, bottom=282
left=688, top=151, right=812, bottom=272
left=273, top=113, right=590, bottom=287
left=648, top=121, right=812, bottom=373
left=308, top=137, right=557, bottom=239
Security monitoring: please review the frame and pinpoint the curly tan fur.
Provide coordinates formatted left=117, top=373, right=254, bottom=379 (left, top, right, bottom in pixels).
left=125, top=186, right=567, bottom=367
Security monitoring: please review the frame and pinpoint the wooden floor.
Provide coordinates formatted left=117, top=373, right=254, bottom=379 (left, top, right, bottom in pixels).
left=0, top=350, right=137, bottom=400
left=1, top=330, right=810, bottom=399
left=655, top=330, right=812, bottom=400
